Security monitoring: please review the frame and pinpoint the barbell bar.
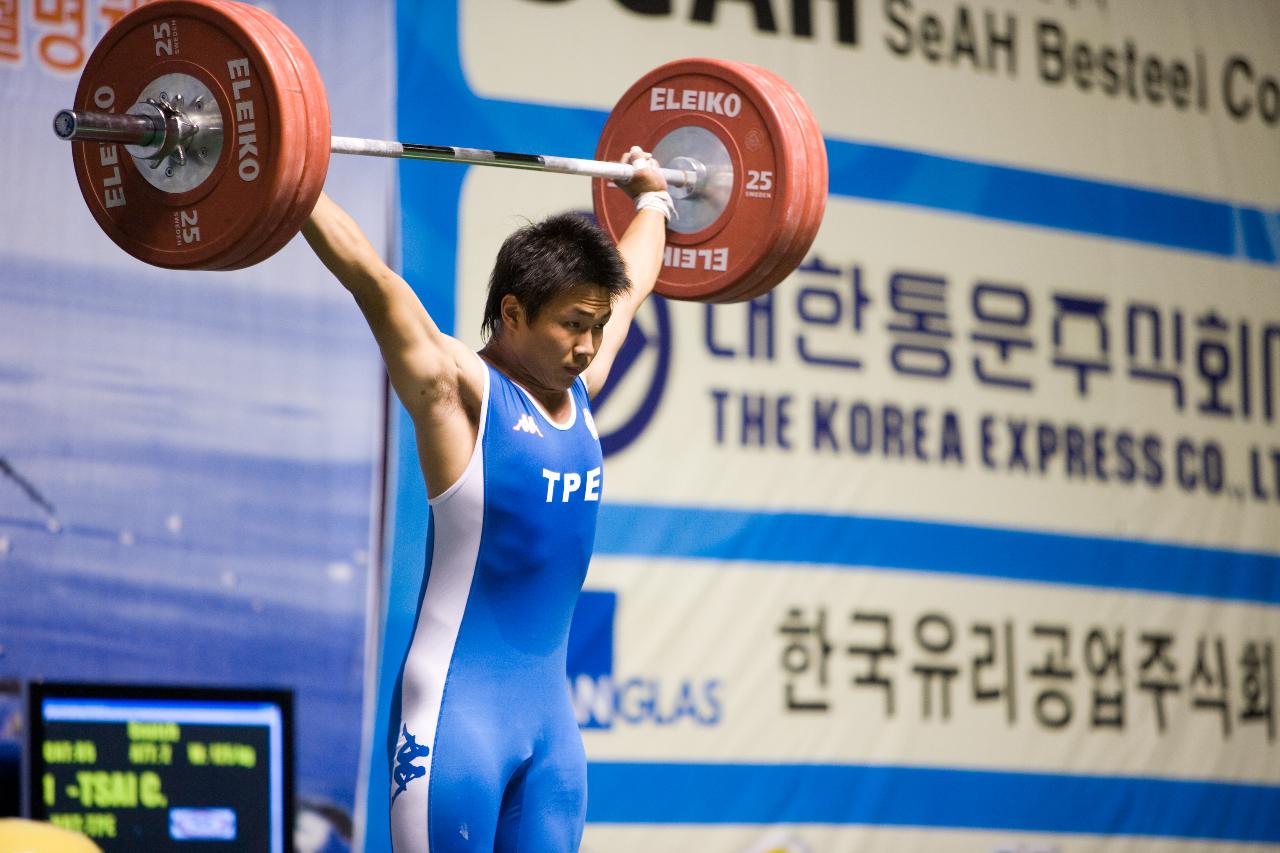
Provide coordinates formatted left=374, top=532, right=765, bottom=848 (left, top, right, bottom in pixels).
left=54, top=0, right=827, bottom=302
left=54, top=108, right=705, bottom=190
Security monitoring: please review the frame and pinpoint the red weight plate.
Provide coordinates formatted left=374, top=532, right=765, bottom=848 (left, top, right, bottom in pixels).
left=218, top=0, right=330, bottom=269
left=199, top=0, right=311, bottom=270
left=731, top=64, right=827, bottom=302
left=227, top=5, right=329, bottom=268
left=697, top=69, right=806, bottom=303
left=705, top=64, right=817, bottom=303
left=72, top=0, right=306, bottom=269
left=593, top=58, right=800, bottom=303
left=752, top=66, right=827, bottom=300
left=713, top=64, right=825, bottom=303
left=241, top=4, right=330, bottom=267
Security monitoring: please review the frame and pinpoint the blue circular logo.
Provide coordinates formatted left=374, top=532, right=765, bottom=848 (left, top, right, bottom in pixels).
left=594, top=295, right=672, bottom=458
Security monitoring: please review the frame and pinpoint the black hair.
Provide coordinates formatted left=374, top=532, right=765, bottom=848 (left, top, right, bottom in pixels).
left=481, top=213, right=630, bottom=340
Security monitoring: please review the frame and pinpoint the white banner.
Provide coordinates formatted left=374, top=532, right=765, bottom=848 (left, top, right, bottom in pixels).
left=374, top=1, right=1280, bottom=849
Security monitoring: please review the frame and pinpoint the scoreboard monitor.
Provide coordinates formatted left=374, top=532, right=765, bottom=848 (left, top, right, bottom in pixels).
left=27, top=682, right=293, bottom=852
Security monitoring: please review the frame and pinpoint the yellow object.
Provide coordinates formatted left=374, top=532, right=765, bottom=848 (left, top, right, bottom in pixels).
left=0, top=819, right=103, bottom=853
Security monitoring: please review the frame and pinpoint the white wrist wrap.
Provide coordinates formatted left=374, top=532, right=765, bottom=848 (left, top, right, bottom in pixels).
left=635, top=190, right=677, bottom=222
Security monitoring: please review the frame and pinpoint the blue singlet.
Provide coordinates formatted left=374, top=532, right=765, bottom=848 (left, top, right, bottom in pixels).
left=388, top=358, right=603, bottom=852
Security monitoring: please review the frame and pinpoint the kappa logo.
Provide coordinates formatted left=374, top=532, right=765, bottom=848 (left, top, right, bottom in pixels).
left=391, top=724, right=430, bottom=803
left=513, top=413, right=543, bottom=437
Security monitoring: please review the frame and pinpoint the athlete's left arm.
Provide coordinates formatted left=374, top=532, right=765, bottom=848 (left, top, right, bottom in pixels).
left=583, top=150, right=669, bottom=398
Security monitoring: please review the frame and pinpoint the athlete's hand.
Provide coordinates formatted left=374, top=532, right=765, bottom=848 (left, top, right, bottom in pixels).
left=620, top=146, right=667, bottom=197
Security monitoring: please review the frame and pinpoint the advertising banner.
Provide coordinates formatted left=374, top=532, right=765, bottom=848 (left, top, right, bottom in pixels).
left=380, top=1, right=1279, bottom=850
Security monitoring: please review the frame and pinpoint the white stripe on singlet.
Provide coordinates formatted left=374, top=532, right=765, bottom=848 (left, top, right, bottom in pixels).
left=389, top=363, right=489, bottom=852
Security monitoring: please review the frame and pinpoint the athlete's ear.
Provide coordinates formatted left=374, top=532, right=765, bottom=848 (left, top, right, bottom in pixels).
left=500, top=294, right=524, bottom=331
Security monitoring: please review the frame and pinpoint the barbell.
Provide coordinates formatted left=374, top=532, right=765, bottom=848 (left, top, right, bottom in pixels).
left=53, top=0, right=827, bottom=303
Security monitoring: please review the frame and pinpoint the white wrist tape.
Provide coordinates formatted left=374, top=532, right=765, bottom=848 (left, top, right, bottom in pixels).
left=635, top=190, right=677, bottom=222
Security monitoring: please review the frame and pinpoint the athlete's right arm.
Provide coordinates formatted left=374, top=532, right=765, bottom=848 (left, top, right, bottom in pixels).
left=303, top=192, right=482, bottom=494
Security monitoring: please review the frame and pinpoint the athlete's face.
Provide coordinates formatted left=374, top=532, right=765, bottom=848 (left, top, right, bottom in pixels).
left=513, top=284, right=612, bottom=390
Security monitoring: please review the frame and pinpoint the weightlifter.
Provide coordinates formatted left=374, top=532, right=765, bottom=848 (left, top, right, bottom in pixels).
left=303, top=148, right=671, bottom=852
